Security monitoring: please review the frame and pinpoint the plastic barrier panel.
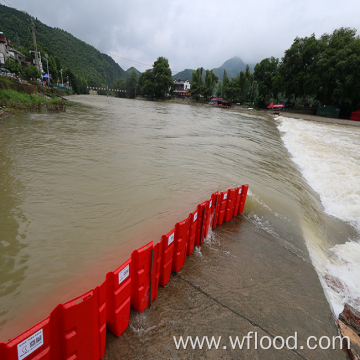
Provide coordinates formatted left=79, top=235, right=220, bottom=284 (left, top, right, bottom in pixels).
left=1, top=286, right=107, bottom=360
left=233, top=186, right=243, bottom=217
left=150, top=241, right=162, bottom=302
left=55, top=285, right=106, bottom=360
left=216, top=190, right=229, bottom=226
left=159, top=229, right=175, bottom=287
left=131, top=241, right=153, bottom=313
left=172, top=218, right=189, bottom=273
left=204, top=192, right=218, bottom=237
left=187, top=209, right=198, bottom=256
left=212, top=193, right=220, bottom=230
left=1, top=317, right=51, bottom=360
left=106, top=258, right=131, bottom=337
left=224, top=188, right=237, bottom=222
left=239, top=184, right=249, bottom=214
left=195, top=202, right=207, bottom=247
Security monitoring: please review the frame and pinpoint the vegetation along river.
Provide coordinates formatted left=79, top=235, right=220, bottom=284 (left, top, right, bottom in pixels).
left=0, top=95, right=359, bottom=343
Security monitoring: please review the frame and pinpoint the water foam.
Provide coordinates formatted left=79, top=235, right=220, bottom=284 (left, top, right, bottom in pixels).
left=277, top=116, right=360, bottom=315
left=277, top=117, right=360, bottom=231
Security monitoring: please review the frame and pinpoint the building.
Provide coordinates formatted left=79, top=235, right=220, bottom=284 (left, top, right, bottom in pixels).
left=0, top=31, right=26, bottom=65
left=0, top=32, right=7, bottom=64
left=173, top=79, right=191, bottom=97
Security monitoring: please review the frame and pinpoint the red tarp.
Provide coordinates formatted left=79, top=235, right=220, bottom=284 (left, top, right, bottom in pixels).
left=350, top=109, right=360, bottom=121
left=267, top=103, right=284, bottom=109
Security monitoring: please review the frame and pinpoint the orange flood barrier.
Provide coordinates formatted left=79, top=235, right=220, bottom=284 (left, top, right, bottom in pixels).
left=1, top=185, right=248, bottom=360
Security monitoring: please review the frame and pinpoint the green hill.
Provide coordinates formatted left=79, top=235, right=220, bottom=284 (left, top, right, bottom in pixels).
left=172, top=69, right=194, bottom=81
left=125, top=67, right=141, bottom=78
left=173, top=56, right=256, bottom=81
left=0, top=4, right=125, bottom=86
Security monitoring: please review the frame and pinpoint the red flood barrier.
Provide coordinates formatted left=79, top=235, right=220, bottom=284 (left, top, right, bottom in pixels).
left=238, top=184, right=249, bottom=215
left=172, top=218, right=189, bottom=273
left=195, top=202, right=207, bottom=247
left=0, top=185, right=249, bottom=360
left=1, top=286, right=107, bottom=360
left=131, top=242, right=153, bottom=313
left=150, top=241, right=162, bottom=302
left=159, top=229, right=175, bottom=287
left=1, top=317, right=51, bottom=360
left=215, top=190, right=229, bottom=227
left=187, top=209, right=198, bottom=256
left=233, top=186, right=243, bottom=217
left=224, top=187, right=238, bottom=222
left=204, top=192, right=218, bottom=237
left=106, top=258, right=131, bottom=337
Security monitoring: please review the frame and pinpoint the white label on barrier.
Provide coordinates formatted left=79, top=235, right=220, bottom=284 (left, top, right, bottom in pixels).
left=118, top=264, right=130, bottom=284
left=168, top=233, right=174, bottom=245
left=238, top=188, right=242, bottom=194
left=224, top=193, right=227, bottom=200
left=194, top=212, right=198, bottom=222
left=17, top=329, right=44, bottom=360
left=209, top=200, right=212, bottom=208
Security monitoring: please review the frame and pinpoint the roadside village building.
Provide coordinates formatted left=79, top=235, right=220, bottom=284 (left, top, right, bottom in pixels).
left=173, top=79, right=191, bottom=97
left=0, top=31, right=26, bottom=65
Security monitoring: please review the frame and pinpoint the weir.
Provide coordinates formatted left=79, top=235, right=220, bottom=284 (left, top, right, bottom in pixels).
left=0, top=185, right=248, bottom=360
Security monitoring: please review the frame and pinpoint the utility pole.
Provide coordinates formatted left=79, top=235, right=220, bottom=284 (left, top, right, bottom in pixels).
left=29, top=21, right=40, bottom=72
left=44, top=54, right=49, bottom=86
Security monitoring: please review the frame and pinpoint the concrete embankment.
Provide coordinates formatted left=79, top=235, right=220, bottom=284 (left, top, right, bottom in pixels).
left=104, top=217, right=345, bottom=359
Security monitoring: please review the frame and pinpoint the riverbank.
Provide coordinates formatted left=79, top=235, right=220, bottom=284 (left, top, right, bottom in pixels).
left=104, top=216, right=345, bottom=359
left=273, top=110, right=360, bottom=127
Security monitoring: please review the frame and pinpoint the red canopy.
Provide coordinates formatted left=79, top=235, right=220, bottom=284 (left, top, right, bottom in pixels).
left=350, top=109, right=360, bottom=121
left=267, top=102, right=274, bottom=108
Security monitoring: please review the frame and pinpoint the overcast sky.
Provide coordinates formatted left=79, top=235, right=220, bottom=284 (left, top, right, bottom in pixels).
left=1, top=0, right=360, bottom=73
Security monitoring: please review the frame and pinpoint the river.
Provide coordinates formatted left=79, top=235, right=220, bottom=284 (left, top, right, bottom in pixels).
left=0, top=96, right=359, bottom=342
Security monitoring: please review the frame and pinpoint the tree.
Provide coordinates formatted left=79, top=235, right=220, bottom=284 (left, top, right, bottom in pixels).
left=113, top=78, right=126, bottom=98
left=152, top=57, right=172, bottom=98
left=191, top=67, right=205, bottom=100
left=216, top=81, right=222, bottom=98
left=279, top=34, right=320, bottom=100
left=222, top=70, right=229, bottom=98
left=138, top=69, right=154, bottom=97
left=48, top=55, right=58, bottom=82
left=126, top=70, right=138, bottom=98
left=24, top=64, right=41, bottom=80
left=204, top=69, right=218, bottom=100
left=254, top=57, right=279, bottom=105
left=278, top=27, right=360, bottom=116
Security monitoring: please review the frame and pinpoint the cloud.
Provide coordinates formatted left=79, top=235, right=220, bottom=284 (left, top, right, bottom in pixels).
left=5, top=0, right=360, bottom=73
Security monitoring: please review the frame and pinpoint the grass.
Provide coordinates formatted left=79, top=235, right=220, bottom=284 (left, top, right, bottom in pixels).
left=0, top=89, right=70, bottom=112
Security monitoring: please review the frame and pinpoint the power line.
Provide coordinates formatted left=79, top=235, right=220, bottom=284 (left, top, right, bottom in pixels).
left=100, top=50, right=152, bottom=69
left=0, top=0, right=15, bottom=8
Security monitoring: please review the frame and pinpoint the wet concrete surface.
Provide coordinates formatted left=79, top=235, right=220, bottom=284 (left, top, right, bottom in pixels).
left=104, top=217, right=345, bottom=359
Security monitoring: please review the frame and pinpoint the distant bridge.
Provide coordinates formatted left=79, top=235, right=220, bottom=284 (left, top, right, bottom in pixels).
left=87, top=86, right=126, bottom=93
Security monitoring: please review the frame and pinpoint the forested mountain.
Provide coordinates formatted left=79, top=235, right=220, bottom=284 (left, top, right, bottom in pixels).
left=212, top=56, right=255, bottom=80
left=172, top=69, right=193, bottom=81
left=173, top=57, right=255, bottom=81
left=0, top=4, right=125, bottom=86
left=125, top=67, right=141, bottom=78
